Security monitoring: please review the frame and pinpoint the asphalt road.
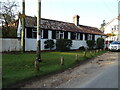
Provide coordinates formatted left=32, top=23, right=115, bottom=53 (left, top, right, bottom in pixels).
left=58, top=52, right=119, bottom=88
left=76, top=61, right=118, bottom=88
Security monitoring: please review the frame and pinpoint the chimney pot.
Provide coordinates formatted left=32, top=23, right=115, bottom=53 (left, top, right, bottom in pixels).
left=73, top=15, right=80, bottom=26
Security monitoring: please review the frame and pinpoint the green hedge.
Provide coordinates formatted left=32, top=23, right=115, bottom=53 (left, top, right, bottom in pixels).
left=44, top=39, right=55, bottom=50
left=97, top=38, right=105, bottom=49
left=56, top=39, right=72, bottom=51
left=86, top=40, right=95, bottom=50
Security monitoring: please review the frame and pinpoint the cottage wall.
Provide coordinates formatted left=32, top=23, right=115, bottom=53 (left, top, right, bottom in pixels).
left=24, top=30, right=103, bottom=51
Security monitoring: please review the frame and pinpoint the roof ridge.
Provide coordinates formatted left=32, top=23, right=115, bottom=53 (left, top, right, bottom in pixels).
left=105, top=17, right=117, bottom=27
left=25, top=15, right=74, bottom=24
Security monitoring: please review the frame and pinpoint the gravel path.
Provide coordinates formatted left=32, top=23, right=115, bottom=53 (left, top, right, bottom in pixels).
left=20, top=51, right=118, bottom=88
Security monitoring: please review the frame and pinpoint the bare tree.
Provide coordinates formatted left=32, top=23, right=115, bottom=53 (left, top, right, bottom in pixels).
left=0, top=0, right=19, bottom=26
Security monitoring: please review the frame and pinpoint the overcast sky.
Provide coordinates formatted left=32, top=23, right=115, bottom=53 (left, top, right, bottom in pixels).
left=16, top=0, right=118, bottom=28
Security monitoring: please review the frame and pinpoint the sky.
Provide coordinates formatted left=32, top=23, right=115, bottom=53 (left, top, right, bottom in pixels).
left=16, top=0, right=118, bottom=28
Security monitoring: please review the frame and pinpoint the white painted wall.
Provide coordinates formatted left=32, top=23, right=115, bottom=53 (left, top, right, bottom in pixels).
left=25, top=38, right=87, bottom=51
left=25, top=38, right=56, bottom=51
left=95, top=35, right=102, bottom=41
left=71, top=40, right=87, bottom=49
left=68, top=32, right=71, bottom=39
left=1, top=38, right=21, bottom=52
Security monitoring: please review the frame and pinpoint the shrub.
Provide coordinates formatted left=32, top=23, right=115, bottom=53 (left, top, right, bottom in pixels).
left=56, top=39, right=72, bottom=51
left=79, top=46, right=86, bottom=51
left=2, top=26, right=17, bottom=38
left=97, top=38, right=105, bottom=49
left=44, top=40, right=55, bottom=50
left=86, top=40, right=95, bottom=50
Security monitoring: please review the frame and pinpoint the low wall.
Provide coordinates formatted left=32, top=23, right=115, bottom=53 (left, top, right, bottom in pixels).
left=1, top=38, right=21, bottom=52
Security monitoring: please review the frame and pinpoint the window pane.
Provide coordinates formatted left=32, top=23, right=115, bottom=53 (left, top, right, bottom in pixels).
left=52, top=30, right=56, bottom=39
left=26, top=28, right=32, bottom=38
left=56, top=31, right=59, bottom=39
left=60, top=31, right=64, bottom=39
left=32, top=28, right=37, bottom=38
left=43, top=30, right=48, bottom=39
left=71, top=32, right=76, bottom=40
left=85, top=33, right=88, bottom=40
left=80, top=33, right=83, bottom=40
left=64, top=31, right=68, bottom=39
left=32, top=32, right=37, bottom=38
left=92, top=34, right=95, bottom=40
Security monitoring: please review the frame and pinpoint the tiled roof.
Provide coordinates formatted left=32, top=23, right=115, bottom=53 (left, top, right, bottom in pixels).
left=24, top=16, right=104, bottom=35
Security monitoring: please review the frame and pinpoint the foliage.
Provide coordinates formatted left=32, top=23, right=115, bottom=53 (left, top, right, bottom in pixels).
left=0, top=0, right=19, bottom=26
left=97, top=38, right=105, bottom=49
left=100, top=20, right=106, bottom=32
left=2, top=26, right=17, bottom=38
left=106, top=33, right=116, bottom=37
left=56, top=39, right=72, bottom=51
left=44, top=40, right=55, bottom=50
left=79, top=46, right=86, bottom=51
left=86, top=40, right=95, bottom=50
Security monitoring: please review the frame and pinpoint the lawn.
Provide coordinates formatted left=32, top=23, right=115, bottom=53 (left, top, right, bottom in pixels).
left=2, top=50, right=107, bottom=88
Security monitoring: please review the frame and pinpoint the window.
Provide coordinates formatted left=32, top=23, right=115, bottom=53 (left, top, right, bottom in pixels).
left=32, top=29, right=37, bottom=38
left=76, top=33, right=80, bottom=40
left=85, top=33, right=88, bottom=40
left=64, top=31, right=68, bottom=39
left=26, top=27, right=32, bottom=38
left=71, top=32, right=76, bottom=40
left=56, top=31, right=59, bottom=39
left=43, top=30, right=48, bottom=39
left=56, top=31, right=64, bottom=39
left=60, top=31, right=64, bottom=39
left=80, top=33, right=83, bottom=40
left=26, top=28, right=43, bottom=39
left=117, top=25, right=119, bottom=30
left=92, top=34, right=95, bottom=40
left=114, top=26, right=116, bottom=30
left=52, top=30, right=56, bottom=39
left=88, top=34, right=92, bottom=40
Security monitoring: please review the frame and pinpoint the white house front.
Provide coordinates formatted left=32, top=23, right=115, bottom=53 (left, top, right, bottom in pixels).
left=104, top=17, right=119, bottom=41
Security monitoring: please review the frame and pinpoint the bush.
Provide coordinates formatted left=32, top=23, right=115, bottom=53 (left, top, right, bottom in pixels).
left=2, top=26, right=17, bottom=38
left=97, top=38, right=105, bottom=49
left=86, top=40, right=95, bottom=50
left=56, top=39, right=72, bottom=51
left=44, top=40, right=55, bottom=50
left=79, top=46, right=86, bottom=51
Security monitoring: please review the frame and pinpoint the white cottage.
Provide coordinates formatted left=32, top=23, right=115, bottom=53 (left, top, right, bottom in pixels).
left=17, top=15, right=105, bottom=51
left=104, top=17, right=119, bottom=41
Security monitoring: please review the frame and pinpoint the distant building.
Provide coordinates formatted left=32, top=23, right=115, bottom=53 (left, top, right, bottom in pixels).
left=17, top=15, right=105, bottom=51
left=104, top=17, right=119, bottom=41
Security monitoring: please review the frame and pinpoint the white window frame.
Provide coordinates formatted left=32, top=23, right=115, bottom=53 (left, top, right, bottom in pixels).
left=32, top=29, right=43, bottom=39
left=56, top=31, right=64, bottom=39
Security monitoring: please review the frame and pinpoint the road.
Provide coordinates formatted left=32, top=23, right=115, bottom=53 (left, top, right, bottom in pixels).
left=58, top=52, right=119, bottom=88
left=20, top=52, right=119, bottom=88
left=58, top=61, right=118, bottom=88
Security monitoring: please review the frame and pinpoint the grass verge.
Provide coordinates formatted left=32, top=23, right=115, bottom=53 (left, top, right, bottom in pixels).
left=2, top=50, right=107, bottom=87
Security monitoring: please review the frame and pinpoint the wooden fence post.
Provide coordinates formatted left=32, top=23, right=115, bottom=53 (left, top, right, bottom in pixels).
left=60, top=57, right=64, bottom=65
left=83, top=51, right=86, bottom=57
left=75, top=54, right=78, bottom=61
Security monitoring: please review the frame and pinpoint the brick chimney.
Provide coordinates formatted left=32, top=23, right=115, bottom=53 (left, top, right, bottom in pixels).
left=118, top=15, right=120, bottom=20
left=73, top=15, right=80, bottom=26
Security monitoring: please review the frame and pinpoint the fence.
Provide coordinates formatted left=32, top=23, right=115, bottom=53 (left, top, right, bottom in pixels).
left=0, top=38, right=21, bottom=52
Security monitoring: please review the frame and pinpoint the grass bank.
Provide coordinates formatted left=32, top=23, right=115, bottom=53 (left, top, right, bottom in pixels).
left=2, top=50, right=107, bottom=87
